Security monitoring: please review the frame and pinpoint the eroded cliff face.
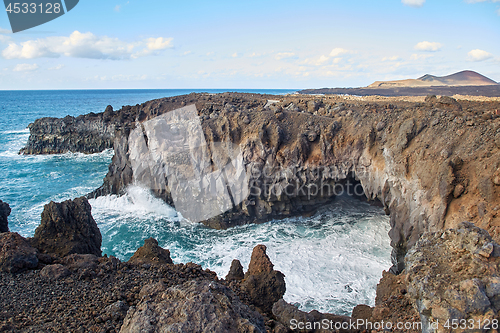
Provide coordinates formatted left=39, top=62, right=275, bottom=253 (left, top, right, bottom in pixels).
left=23, top=93, right=500, bottom=272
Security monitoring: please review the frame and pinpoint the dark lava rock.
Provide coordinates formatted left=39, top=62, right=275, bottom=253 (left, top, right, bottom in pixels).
left=0, top=200, right=10, bottom=233
left=40, top=264, right=71, bottom=280
left=103, top=300, right=129, bottom=322
left=225, top=259, right=244, bottom=281
left=0, top=232, right=38, bottom=273
left=406, top=222, right=500, bottom=330
left=438, top=95, right=462, bottom=110
left=120, top=280, right=266, bottom=333
left=63, top=253, right=99, bottom=271
left=375, top=121, right=386, bottom=131
left=128, top=237, right=173, bottom=266
left=305, top=130, right=318, bottom=142
left=246, top=244, right=274, bottom=275
left=425, top=94, right=438, bottom=104
left=31, top=197, right=101, bottom=257
left=351, top=304, right=373, bottom=321
left=272, top=299, right=356, bottom=333
left=241, top=245, right=286, bottom=314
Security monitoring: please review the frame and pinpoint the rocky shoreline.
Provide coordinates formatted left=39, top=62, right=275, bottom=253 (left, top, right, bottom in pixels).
left=21, top=93, right=500, bottom=272
left=1, top=197, right=499, bottom=332
left=0, top=198, right=359, bottom=332
left=4, top=92, right=500, bottom=331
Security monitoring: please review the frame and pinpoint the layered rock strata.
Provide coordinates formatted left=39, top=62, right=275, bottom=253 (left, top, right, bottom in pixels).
left=21, top=93, right=500, bottom=273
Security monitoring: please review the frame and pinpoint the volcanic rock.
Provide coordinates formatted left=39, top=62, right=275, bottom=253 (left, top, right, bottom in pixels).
left=405, top=222, right=500, bottom=332
left=0, top=200, right=10, bottom=233
left=63, top=253, right=99, bottom=271
left=120, top=280, right=266, bottom=333
left=128, top=237, right=173, bottom=266
left=22, top=92, right=500, bottom=273
left=240, top=245, right=286, bottom=314
left=40, top=263, right=71, bottom=280
left=226, top=259, right=244, bottom=281
left=272, top=299, right=356, bottom=333
left=31, top=197, right=102, bottom=257
left=103, top=300, right=129, bottom=322
left=0, top=232, right=38, bottom=273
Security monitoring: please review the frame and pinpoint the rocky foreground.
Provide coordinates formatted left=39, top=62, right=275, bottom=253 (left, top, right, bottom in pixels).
left=7, top=92, right=500, bottom=332
left=1, top=196, right=500, bottom=332
left=1, top=198, right=367, bottom=332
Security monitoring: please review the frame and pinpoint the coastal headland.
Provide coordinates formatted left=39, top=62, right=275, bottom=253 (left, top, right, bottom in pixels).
left=2, top=91, right=500, bottom=332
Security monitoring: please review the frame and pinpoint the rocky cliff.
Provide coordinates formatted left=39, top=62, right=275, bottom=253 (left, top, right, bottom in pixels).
left=22, top=93, right=500, bottom=273
left=0, top=200, right=10, bottom=233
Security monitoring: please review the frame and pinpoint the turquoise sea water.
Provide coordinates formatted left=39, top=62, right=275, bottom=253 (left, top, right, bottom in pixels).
left=0, top=89, right=391, bottom=315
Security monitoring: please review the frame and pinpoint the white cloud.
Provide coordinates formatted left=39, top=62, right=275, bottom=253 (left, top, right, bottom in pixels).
left=465, top=0, right=500, bottom=3
left=316, top=55, right=330, bottom=65
left=497, top=7, right=500, bottom=15
left=402, top=0, right=425, bottom=7
left=232, top=52, right=238, bottom=58
left=2, top=31, right=173, bottom=60
left=146, top=37, right=172, bottom=51
left=382, top=56, right=401, bottom=61
left=329, top=48, right=350, bottom=57
left=13, top=63, right=38, bottom=72
left=0, top=27, right=12, bottom=44
left=467, top=49, right=493, bottom=61
left=414, top=41, right=442, bottom=52
left=0, top=35, right=11, bottom=44
left=275, top=52, right=295, bottom=60
left=48, top=64, right=64, bottom=70
left=410, top=53, right=433, bottom=60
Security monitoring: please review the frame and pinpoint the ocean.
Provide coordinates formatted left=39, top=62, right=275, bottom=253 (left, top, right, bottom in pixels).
left=0, top=89, right=391, bottom=315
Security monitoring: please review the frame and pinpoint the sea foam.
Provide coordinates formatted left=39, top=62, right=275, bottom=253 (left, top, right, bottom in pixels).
left=89, top=187, right=391, bottom=315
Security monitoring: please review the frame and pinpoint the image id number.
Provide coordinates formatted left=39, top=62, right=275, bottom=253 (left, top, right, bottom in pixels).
left=6, top=3, right=62, bottom=14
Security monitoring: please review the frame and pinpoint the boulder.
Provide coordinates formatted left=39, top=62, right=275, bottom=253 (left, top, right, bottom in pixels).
left=406, top=222, right=500, bottom=333
left=128, top=237, right=173, bottom=266
left=0, top=200, right=10, bottom=233
left=120, top=280, right=265, bottom=333
left=0, top=232, right=38, bottom=273
left=240, top=245, right=286, bottom=314
left=351, top=304, right=373, bottom=321
left=63, top=254, right=99, bottom=271
left=103, top=300, right=129, bottom=322
left=272, top=299, right=355, bottom=333
left=375, top=121, right=386, bottom=131
left=40, top=264, right=71, bottom=280
left=225, top=259, right=244, bottom=281
left=31, top=197, right=102, bottom=257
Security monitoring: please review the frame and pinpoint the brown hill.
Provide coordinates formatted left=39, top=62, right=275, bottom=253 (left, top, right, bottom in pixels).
left=368, top=70, right=498, bottom=88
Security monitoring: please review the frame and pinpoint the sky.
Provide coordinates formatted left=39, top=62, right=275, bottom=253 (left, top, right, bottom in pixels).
left=0, top=0, right=499, bottom=89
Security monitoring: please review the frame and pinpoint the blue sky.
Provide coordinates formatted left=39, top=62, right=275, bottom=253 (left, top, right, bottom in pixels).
left=0, top=0, right=499, bottom=89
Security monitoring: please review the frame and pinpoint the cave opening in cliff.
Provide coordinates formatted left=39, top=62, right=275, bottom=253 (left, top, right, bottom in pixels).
left=86, top=169, right=393, bottom=316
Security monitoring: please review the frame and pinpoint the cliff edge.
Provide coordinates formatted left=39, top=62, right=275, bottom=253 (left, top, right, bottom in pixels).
left=21, top=93, right=500, bottom=274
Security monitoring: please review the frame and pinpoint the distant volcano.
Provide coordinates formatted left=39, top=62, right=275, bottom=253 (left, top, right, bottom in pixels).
left=368, top=70, right=498, bottom=88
